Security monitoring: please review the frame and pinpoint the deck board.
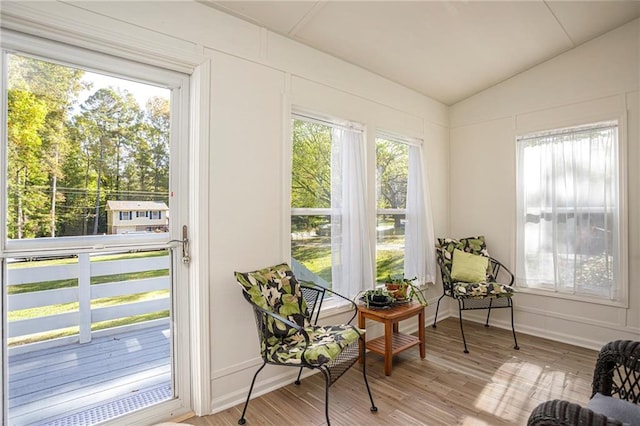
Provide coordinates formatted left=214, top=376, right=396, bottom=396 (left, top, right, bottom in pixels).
left=8, top=325, right=171, bottom=425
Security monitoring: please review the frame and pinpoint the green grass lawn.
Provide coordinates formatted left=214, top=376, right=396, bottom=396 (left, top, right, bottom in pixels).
left=292, top=234, right=405, bottom=285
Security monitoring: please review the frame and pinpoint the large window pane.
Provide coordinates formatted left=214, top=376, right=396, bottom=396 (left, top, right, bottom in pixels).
left=291, top=118, right=332, bottom=287
left=516, top=121, right=619, bottom=300
left=6, top=249, right=172, bottom=424
left=291, top=214, right=332, bottom=287
left=376, top=138, right=408, bottom=282
left=6, top=53, right=170, bottom=240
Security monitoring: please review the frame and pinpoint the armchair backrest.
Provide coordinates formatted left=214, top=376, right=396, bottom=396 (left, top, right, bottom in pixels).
left=436, top=236, right=490, bottom=291
left=592, top=340, right=640, bottom=404
left=235, top=263, right=311, bottom=340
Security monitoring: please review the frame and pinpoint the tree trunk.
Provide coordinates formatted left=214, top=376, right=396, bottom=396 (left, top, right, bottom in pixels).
left=93, top=138, right=105, bottom=235
left=50, top=146, right=59, bottom=237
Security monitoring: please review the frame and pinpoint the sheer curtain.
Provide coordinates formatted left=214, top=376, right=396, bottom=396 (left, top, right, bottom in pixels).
left=331, top=127, right=373, bottom=300
left=404, top=144, right=436, bottom=284
left=516, top=121, right=619, bottom=299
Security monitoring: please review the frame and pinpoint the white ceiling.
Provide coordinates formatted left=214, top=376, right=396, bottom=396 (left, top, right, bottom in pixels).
left=205, top=1, right=640, bottom=105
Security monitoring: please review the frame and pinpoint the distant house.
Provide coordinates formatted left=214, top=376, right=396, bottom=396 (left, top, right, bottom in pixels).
left=105, top=201, right=169, bottom=234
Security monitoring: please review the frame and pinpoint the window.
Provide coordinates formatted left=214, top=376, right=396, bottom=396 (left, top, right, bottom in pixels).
left=290, top=113, right=436, bottom=301
left=290, top=113, right=372, bottom=299
left=516, top=121, right=622, bottom=301
left=120, top=211, right=132, bottom=220
left=376, top=134, right=435, bottom=285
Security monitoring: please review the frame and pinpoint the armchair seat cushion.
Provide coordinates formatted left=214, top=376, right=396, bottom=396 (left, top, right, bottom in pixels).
left=586, top=393, right=640, bottom=426
left=453, top=281, right=515, bottom=298
left=264, top=324, right=362, bottom=367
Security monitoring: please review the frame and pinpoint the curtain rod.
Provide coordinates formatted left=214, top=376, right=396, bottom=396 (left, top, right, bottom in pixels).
left=517, top=120, right=618, bottom=142
left=292, top=111, right=364, bottom=133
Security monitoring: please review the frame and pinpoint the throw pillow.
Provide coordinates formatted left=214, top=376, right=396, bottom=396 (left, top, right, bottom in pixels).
left=586, top=392, right=640, bottom=426
left=451, top=249, right=488, bottom=283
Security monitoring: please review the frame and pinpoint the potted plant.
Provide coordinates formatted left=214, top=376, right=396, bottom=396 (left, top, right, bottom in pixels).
left=384, top=275, right=428, bottom=307
left=360, top=287, right=394, bottom=308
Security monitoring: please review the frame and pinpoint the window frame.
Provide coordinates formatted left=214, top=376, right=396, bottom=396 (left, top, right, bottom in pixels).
left=515, top=117, right=629, bottom=308
left=1, top=30, right=188, bottom=257
left=0, top=28, right=195, bottom=424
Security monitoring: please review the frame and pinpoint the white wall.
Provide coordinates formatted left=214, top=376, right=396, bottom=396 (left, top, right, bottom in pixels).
left=0, top=0, right=449, bottom=416
left=449, top=19, right=640, bottom=349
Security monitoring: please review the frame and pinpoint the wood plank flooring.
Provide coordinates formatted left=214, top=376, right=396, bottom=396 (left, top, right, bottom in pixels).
left=184, top=318, right=598, bottom=426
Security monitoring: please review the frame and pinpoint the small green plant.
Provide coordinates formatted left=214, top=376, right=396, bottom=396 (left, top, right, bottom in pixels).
left=360, top=287, right=394, bottom=308
left=384, top=274, right=427, bottom=307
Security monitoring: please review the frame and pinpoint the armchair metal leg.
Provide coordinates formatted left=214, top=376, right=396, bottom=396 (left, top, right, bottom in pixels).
left=360, top=340, right=378, bottom=413
left=510, top=301, right=520, bottom=350
left=294, top=367, right=303, bottom=385
left=485, top=299, right=493, bottom=327
left=432, top=293, right=445, bottom=328
left=458, top=302, right=469, bottom=354
left=321, top=368, right=331, bottom=425
left=238, top=361, right=266, bottom=425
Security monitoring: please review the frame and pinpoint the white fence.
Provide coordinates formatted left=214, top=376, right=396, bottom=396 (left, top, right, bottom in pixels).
left=7, top=253, right=170, bottom=352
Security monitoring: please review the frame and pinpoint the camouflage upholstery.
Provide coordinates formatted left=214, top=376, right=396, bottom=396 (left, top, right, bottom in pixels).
left=235, top=263, right=377, bottom=425
left=235, top=263, right=363, bottom=366
left=436, top=236, right=515, bottom=298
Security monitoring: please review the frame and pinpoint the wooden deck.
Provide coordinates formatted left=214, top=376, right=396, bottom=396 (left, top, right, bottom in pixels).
left=8, top=325, right=172, bottom=426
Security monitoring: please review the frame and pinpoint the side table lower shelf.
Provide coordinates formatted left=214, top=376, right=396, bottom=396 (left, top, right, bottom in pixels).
left=366, top=332, right=421, bottom=356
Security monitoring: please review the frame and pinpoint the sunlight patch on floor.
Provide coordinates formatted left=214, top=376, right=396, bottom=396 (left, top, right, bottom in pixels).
left=474, top=360, right=543, bottom=423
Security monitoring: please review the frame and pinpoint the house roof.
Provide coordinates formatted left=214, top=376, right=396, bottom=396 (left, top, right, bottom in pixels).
left=106, top=201, right=169, bottom=211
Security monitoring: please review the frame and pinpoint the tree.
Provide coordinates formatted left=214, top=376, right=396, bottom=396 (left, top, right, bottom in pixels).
left=376, top=139, right=408, bottom=229
left=77, top=88, right=141, bottom=233
left=7, top=54, right=85, bottom=237
left=144, top=96, right=170, bottom=196
left=291, top=120, right=332, bottom=231
left=7, top=90, right=48, bottom=238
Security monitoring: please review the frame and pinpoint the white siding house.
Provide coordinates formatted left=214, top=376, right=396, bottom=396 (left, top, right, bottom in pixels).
left=105, top=201, right=169, bottom=234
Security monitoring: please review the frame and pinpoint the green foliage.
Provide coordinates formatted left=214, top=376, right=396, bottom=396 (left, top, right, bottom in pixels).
left=7, top=89, right=49, bottom=238
left=291, top=120, right=331, bottom=209
left=6, top=53, right=171, bottom=238
left=376, top=139, right=408, bottom=209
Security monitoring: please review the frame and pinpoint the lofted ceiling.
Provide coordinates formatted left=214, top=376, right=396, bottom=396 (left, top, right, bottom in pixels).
left=204, top=1, right=640, bottom=105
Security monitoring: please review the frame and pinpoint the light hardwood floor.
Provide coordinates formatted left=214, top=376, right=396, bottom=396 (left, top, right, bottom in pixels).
left=184, top=317, right=598, bottom=426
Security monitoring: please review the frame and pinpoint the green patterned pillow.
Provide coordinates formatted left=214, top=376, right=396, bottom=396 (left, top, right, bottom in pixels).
left=235, top=263, right=310, bottom=339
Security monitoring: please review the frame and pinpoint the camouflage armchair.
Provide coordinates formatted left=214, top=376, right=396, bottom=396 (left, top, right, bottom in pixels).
left=234, top=263, right=377, bottom=425
left=528, top=340, right=640, bottom=426
left=433, top=236, right=519, bottom=353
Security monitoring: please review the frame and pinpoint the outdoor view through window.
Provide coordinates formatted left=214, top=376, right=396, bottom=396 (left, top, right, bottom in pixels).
left=4, top=53, right=174, bottom=425
left=290, top=118, right=409, bottom=291
left=7, top=54, right=170, bottom=239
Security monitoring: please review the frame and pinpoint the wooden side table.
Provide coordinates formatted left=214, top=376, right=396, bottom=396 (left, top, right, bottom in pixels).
left=357, top=301, right=425, bottom=376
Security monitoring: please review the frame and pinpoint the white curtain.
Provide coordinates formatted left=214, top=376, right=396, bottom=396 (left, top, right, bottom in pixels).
left=516, top=122, right=618, bottom=299
left=331, top=127, right=373, bottom=300
left=404, top=144, right=436, bottom=284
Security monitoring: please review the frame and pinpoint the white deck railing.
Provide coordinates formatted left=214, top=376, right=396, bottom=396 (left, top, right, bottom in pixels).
left=7, top=253, right=170, bottom=353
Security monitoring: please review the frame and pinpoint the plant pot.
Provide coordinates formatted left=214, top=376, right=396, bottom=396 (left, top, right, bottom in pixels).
left=385, top=283, right=407, bottom=299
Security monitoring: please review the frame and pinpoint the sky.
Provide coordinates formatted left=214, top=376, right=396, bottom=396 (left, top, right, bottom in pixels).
left=78, top=71, right=170, bottom=111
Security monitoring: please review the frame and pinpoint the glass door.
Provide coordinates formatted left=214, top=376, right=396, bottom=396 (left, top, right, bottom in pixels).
left=1, top=40, right=190, bottom=425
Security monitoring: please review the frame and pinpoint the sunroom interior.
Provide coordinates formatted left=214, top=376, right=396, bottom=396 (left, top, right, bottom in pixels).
left=1, top=1, right=639, bottom=425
